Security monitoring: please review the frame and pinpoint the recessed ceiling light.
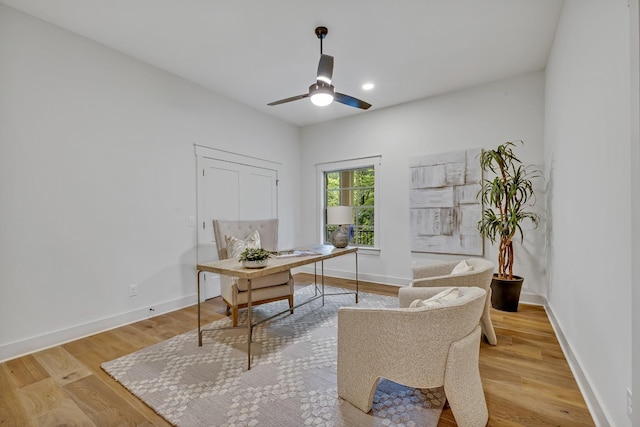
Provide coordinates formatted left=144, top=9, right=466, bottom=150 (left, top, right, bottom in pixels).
left=362, top=83, right=375, bottom=90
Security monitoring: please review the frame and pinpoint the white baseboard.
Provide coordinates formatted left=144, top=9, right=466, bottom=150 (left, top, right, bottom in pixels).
left=544, top=302, right=611, bottom=427
left=519, top=291, right=546, bottom=306
left=0, top=294, right=197, bottom=363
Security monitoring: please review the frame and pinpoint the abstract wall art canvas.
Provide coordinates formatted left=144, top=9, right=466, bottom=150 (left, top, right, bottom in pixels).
left=409, top=148, right=483, bottom=255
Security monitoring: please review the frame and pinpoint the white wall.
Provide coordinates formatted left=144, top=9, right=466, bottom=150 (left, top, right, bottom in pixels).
left=0, top=4, right=300, bottom=361
left=545, top=1, right=632, bottom=426
left=2, top=3, right=635, bottom=424
left=300, top=72, right=546, bottom=297
left=629, top=1, right=640, bottom=423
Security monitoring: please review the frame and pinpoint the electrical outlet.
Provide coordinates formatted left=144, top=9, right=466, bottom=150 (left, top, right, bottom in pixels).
left=628, top=388, right=633, bottom=418
left=129, top=283, right=138, bottom=297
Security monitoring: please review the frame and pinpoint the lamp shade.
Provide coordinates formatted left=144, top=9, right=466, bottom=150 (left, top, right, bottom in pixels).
left=327, top=206, right=353, bottom=225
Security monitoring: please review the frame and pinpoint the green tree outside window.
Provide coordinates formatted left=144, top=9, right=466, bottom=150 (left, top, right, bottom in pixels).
left=324, top=166, right=375, bottom=246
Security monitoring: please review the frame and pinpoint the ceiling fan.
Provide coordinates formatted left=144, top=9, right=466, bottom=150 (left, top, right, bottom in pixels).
left=267, top=27, right=372, bottom=110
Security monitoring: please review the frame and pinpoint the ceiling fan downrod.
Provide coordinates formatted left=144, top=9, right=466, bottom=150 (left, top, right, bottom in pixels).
left=315, top=26, right=328, bottom=55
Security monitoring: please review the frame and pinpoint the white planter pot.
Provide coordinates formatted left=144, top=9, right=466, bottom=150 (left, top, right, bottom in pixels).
left=242, top=259, right=268, bottom=269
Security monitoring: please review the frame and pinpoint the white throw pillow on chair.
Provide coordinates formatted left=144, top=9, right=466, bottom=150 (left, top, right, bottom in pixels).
left=225, top=230, right=261, bottom=258
left=409, top=287, right=461, bottom=308
left=451, top=260, right=473, bottom=275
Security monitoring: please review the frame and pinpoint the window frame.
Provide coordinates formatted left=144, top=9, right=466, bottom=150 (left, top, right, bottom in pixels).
left=316, top=156, right=381, bottom=253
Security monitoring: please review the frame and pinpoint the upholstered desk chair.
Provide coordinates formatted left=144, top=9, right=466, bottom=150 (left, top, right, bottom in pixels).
left=337, top=286, right=488, bottom=427
left=411, top=258, right=497, bottom=345
left=212, top=219, right=294, bottom=327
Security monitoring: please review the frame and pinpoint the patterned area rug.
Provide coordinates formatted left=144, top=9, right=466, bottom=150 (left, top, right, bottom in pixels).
left=102, top=286, right=445, bottom=426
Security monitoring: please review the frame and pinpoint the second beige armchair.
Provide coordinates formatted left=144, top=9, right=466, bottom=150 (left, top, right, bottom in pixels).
left=411, top=258, right=497, bottom=345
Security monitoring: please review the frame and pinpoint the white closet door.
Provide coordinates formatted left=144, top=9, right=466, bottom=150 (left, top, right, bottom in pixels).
left=241, top=167, right=278, bottom=219
left=197, top=156, right=278, bottom=299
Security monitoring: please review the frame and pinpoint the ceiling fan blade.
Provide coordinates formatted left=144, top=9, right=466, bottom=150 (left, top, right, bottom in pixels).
left=267, top=94, right=309, bottom=106
left=317, top=54, right=334, bottom=84
left=335, top=92, right=372, bottom=110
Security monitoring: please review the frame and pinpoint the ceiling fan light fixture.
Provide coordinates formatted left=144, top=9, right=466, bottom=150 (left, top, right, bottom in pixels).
left=309, top=82, right=335, bottom=107
left=268, top=26, right=371, bottom=110
left=311, top=92, right=334, bottom=107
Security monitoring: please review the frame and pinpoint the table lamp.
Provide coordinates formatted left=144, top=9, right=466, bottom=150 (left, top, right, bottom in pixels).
left=327, top=206, right=353, bottom=248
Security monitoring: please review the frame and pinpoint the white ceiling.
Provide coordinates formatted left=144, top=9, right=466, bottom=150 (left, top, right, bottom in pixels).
left=1, top=0, right=564, bottom=127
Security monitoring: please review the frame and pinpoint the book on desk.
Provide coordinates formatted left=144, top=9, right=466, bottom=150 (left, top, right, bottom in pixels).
left=274, top=249, right=321, bottom=258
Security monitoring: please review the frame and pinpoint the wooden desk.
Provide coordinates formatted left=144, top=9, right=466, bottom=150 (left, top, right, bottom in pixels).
left=196, top=245, right=358, bottom=369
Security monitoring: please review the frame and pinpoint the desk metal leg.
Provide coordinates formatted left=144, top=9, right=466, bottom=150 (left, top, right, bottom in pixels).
left=355, top=251, right=359, bottom=303
left=197, top=271, right=202, bottom=346
left=314, top=264, right=318, bottom=295
left=247, top=278, right=253, bottom=370
left=321, top=260, right=325, bottom=306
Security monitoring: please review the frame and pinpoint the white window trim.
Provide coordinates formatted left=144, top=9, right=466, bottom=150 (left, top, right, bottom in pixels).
left=316, top=155, right=381, bottom=254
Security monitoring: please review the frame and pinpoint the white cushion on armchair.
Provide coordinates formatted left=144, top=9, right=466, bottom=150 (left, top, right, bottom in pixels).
left=408, top=287, right=461, bottom=308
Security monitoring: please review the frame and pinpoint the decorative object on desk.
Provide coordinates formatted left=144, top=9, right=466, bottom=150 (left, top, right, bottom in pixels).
left=409, top=148, right=483, bottom=256
left=327, top=205, right=353, bottom=248
left=477, top=140, right=541, bottom=312
left=275, top=249, right=322, bottom=258
left=102, top=286, right=444, bottom=427
left=238, top=247, right=271, bottom=268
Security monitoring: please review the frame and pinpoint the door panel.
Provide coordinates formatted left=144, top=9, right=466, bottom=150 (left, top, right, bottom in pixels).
left=242, top=170, right=277, bottom=220
left=201, top=166, right=240, bottom=244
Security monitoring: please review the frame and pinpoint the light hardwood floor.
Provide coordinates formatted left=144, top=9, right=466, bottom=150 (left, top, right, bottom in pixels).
left=0, top=273, right=594, bottom=426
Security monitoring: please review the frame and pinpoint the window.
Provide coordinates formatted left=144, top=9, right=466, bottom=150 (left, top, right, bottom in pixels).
left=317, top=156, right=381, bottom=250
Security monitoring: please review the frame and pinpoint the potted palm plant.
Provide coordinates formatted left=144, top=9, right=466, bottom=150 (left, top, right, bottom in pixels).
left=477, top=140, right=540, bottom=312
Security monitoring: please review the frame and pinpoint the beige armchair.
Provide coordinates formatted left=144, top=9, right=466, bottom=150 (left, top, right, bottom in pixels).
left=411, top=258, right=497, bottom=345
left=337, top=286, right=488, bottom=427
left=212, top=219, right=294, bottom=326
